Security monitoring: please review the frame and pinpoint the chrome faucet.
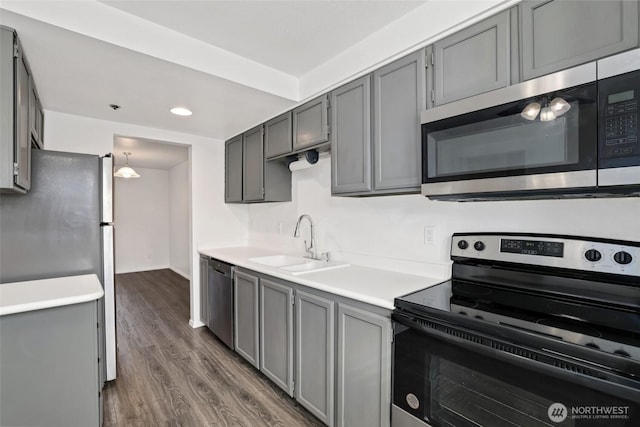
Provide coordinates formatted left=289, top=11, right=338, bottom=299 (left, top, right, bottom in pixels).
left=293, top=214, right=317, bottom=260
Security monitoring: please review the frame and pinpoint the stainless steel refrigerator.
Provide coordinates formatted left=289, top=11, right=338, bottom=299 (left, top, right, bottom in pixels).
left=0, top=149, right=117, bottom=385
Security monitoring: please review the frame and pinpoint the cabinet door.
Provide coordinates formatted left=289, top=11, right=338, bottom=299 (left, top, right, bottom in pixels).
left=293, top=95, right=329, bottom=151
left=265, top=112, right=292, bottom=159
left=15, top=46, right=31, bottom=191
left=337, top=304, right=391, bottom=427
left=260, top=279, right=294, bottom=396
left=234, top=270, right=260, bottom=369
left=295, top=290, right=335, bottom=426
left=521, top=0, right=639, bottom=81
left=28, top=82, right=43, bottom=149
left=331, top=75, right=372, bottom=194
left=433, top=10, right=511, bottom=105
left=225, top=136, right=243, bottom=203
left=199, top=256, right=208, bottom=326
left=242, top=125, right=265, bottom=201
left=373, top=51, right=425, bottom=192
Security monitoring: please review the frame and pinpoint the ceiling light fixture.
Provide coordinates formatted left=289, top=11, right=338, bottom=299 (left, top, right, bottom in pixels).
left=114, top=152, right=141, bottom=178
left=170, top=107, right=192, bottom=116
left=521, top=97, right=571, bottom=122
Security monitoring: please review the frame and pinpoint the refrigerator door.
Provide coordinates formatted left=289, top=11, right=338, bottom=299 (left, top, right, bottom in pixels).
left=0, top=150, right=101, bottom=283
left=100, top=154, right=113, bottom=224
left=102, top=224, right=117, bottom=381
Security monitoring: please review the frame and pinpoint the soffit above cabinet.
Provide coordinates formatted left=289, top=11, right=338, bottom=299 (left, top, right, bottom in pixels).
left=0, top=0, right=515, bottom=140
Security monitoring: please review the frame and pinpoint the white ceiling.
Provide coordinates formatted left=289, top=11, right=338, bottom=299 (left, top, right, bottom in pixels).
left=114, top=136, right=188, bottom=170
left=0, top=0, right=513, bottom=168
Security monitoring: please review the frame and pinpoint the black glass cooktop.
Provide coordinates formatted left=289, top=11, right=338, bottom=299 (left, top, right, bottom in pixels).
left=395, top=280, right=640, bottom=361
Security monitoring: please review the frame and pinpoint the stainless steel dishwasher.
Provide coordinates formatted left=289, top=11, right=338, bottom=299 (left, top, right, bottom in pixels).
left=207, top=259, right=234, bottom=350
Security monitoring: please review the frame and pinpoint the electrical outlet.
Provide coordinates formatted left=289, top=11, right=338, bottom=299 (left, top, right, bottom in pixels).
left=424, top=226, right=435, bottom=246
left=277, top=222, right=283, bottom=234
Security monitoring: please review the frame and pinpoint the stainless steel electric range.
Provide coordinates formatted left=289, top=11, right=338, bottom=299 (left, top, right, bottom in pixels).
left=392, top=233, right=640, bottom=427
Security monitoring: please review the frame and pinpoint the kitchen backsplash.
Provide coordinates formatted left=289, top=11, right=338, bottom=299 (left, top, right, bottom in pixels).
left=248, top=157, right=640, bottom=277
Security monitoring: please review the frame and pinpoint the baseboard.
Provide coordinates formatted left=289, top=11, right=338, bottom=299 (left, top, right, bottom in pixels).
left=189, top=319, right=205, bottom=328
left=115, top=265, right=170, bottom=274
left=170, top=267, right=190, bottom=280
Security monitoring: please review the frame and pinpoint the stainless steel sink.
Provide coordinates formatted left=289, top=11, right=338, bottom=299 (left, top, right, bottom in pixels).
left=249, top=255, right=349, bottom=275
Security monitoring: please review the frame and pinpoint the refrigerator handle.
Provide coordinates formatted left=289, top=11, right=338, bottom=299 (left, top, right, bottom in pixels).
left=101, top=154, right=113, bottom=224
left=102, top=224, right=117, bottom=381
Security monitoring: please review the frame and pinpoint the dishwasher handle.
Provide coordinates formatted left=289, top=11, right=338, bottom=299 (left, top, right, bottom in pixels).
left=208, top=259, right=233, bottom=277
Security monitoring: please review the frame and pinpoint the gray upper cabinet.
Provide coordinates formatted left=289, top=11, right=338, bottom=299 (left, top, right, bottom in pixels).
left=521, top=0, right=639, bottom=81
left=29, top=79, right=44, bottom=149
left=225, top=135, right=243, bottom=203
left=265, top=112, right=293, bottom=159
left=242, top=125, right=265, bottom=201
left=234, top=270, right=260, bottom=369
left=336, top=303, right=391, bottom=427
left=259, top=278, right=294, bottom=397
left=226, top=124, right=291, bottom=204
left=373, top=50, right=426, bottom=192
left=331, top=75, right=372, bottom=194
left=293, top=95, right=329, bottom=151
left=432, top=10, right=513, bottom=106
left=1, top=27, right=33, bottom=194
left=295, top=290, right=335, bottom=426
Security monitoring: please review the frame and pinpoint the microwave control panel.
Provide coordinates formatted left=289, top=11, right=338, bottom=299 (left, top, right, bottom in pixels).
left=604, top=90, right=637, bottom=158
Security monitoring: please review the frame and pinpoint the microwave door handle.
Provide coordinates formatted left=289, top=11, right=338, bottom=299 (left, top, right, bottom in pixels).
left=394, top=313, right=640, bottom=403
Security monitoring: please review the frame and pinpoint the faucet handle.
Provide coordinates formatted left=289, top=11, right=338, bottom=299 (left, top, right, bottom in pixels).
left=320, top=252, right=330, bottom=262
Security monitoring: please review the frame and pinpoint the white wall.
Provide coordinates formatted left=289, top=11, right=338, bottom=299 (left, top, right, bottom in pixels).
left=44, top=111, right=249, bottom=327
left=115, top=167, right=170, bottom=274
left=248, top=157, right=640, bottom=279
left=169, top=160, right=190, bottom=279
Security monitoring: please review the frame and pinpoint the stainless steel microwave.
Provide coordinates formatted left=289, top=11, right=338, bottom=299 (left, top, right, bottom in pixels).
left=421, top=48, right=640, bottom=201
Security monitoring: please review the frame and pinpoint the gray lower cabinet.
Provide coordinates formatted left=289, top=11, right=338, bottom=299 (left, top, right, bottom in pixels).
left=265, top=112, right=293, bottom=159
left=199, top=255, right=209, bottom=325
left=295, top=290, right=335, bottom=426
left=521, top=0, right=639, bottom=81
left=1, top=26, right=32, bottom=194
left=293, top=95, right=330, bottom=151
left=234, top=269, right=260, bottom=368
left=430, top=9, right=514, bottom=106
left=331, top=75, right=372, bottom=194
left=260, top=278, right=294, bottom=396
left=225, top=135, right=243, bottom=203
left=336, top=303, right=392, bottom=427
left=372, top=50, right=426, bottom=192
left=0, top=302, right=100, bottom=427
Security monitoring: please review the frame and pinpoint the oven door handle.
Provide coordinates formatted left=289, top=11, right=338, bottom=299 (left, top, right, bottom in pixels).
left=393, top=312, right=640, bottom=403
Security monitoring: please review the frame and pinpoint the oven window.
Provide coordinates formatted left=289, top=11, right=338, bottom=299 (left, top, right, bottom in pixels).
left=393, top=323, right=639, bottom=427
left=432, top=358, right=574, bottom=427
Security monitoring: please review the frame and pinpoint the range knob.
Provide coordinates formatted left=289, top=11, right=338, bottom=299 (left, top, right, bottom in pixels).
left=613, top=251, right=633, bottom=265
left=584, top=249, right=602, bottom=262
left=474, top=241, right=485, bottom=251
left=457, top=240, right=469, bottom=250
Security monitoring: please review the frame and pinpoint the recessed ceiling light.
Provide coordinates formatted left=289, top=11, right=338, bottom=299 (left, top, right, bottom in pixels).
left=170, top=107, right=192, bottom=116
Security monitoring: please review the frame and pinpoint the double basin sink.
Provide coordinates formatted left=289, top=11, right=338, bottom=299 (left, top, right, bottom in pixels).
left=249, top=255, right=349, bottom=275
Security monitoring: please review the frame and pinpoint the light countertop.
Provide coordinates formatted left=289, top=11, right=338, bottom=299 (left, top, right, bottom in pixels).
left=199, top=247, right=445, bottom=310
left=0, top=274, right=104, bottom=316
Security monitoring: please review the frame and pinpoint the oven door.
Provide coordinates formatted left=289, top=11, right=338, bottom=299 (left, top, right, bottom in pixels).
left=392, top=312, right=640, bottom=427
left=421, top=64, right=598, bottom=198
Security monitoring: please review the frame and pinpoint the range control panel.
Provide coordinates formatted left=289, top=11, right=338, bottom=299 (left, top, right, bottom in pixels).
left=451, top=233, right=639, bottom=277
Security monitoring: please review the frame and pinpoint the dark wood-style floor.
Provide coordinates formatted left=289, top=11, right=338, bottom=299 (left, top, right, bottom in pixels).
left=103, top=269, right=323, bottom=426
